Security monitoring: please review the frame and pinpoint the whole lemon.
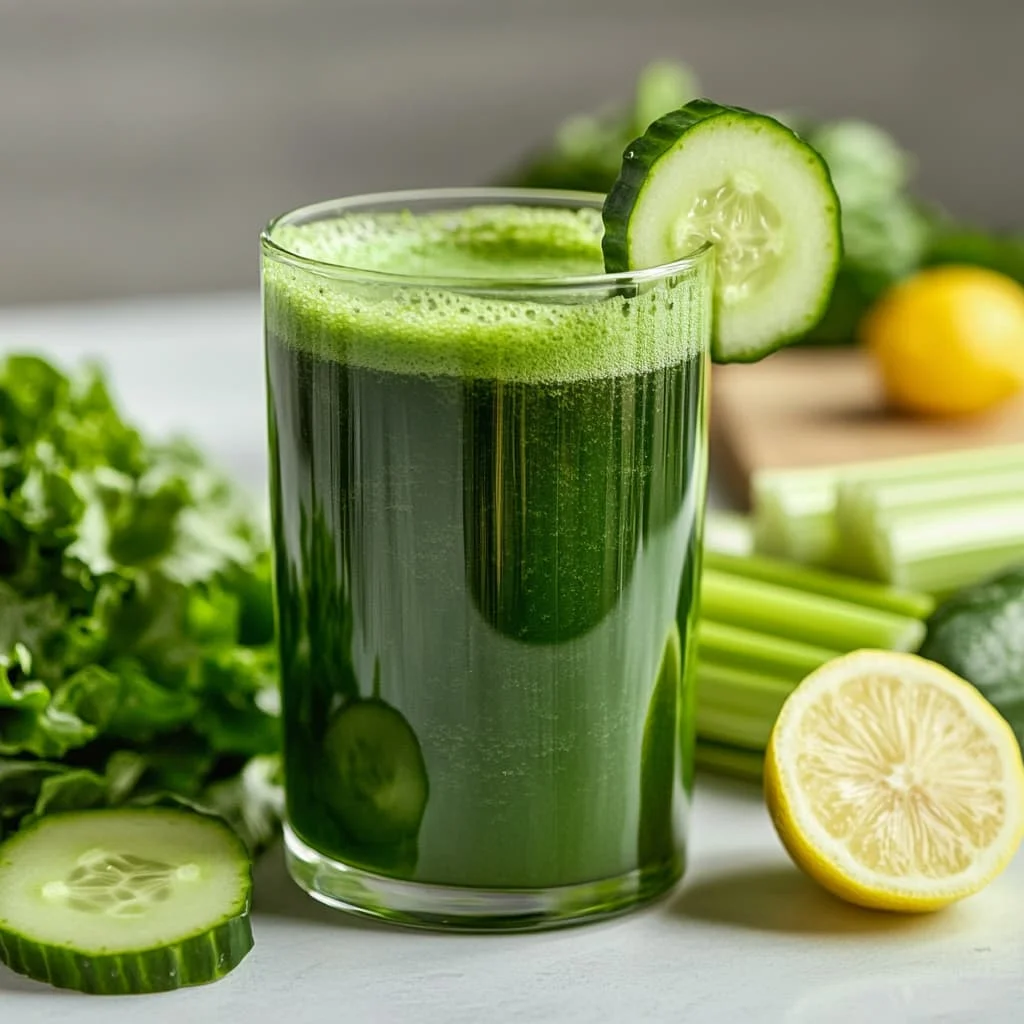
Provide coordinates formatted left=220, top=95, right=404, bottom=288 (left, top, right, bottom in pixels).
left=862, top=265, right=1024, bottom=416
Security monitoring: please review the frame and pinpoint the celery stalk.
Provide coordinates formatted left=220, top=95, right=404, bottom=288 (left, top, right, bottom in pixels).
left=698, top=661, right=796, bottom=716
left=874, top=497, right=1024, bottom=594
left=692, top=553, right=934, bottom=781
left=701, top=569, right=926, bottom=652
left=752, top=443, right=1024, bottom=569
left=696, top=706, right=776, bottom=750
left=698, top=621, right=834, bottom=681
left=695, top=740, right=763, bottom=782
left=696, top=662, right=794, bottom=750
left=837, top=470, right=1024, bottom=590
left=839, top=466, right=1024, bottom=535
left=704, top=550, right=934, bottom=619
left=752, top=471, right=838, bottom=567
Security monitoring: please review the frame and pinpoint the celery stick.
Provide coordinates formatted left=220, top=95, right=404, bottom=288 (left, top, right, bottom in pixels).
left=701, top=569, right=926, bottom=652
left=752, top=471, right=838, bottom=567
left=704, top=511, right=754, bottom=556
left=704, top=550, right=934, bottom=619
left=753, top=443, right=1024, bottom=568
left=837, top=469, right=1024, bottom=583
left=874, top=496, right=1024, bottom=594
left=698, top=621, right=834, bottom=681
left=840, top=465, right=1024, bottom=525
left=696, top=740, right=763, bottom=782
left=695, top=662, right=797, bottom=755
left=695, top=663, right=793, bottom=751
left=697, top=661, right=796, bottom=717
left=696, top=663, right=792, bottom=750
left=696, top=705, right=775, bottom=750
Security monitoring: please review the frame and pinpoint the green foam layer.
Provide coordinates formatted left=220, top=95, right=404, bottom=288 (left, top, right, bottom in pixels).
left=264, top=206, right=711, bottom=382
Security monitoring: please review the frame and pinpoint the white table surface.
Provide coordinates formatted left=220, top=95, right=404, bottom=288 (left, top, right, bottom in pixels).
left=1, top=295, right=1022, bottom=1023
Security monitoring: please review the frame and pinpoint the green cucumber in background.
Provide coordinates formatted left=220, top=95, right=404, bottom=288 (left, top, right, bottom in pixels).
left=919, top=567, right=1024, bottom=754
left=503, top=60, right=1024, bottom=345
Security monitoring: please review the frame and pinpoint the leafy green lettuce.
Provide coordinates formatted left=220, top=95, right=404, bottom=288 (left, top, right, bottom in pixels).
left=0, top=355, right=281, bottom=850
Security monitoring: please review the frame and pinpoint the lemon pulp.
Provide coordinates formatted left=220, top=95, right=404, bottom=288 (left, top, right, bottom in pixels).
left=766, top=650, right=1024, bottom=911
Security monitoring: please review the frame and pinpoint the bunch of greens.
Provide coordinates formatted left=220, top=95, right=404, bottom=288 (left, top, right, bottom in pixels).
left=504, top=61, right=700, bottom=194
left=792, top=118, right=932, bottom=344
left=504, top=60, right=1024, bottom=344
left=0, top=355, right=282, bottom=851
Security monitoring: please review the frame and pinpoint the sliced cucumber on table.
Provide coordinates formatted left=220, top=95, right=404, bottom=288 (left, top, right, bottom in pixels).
left=603, top=99, right=841, bottom=363
left=0, top=808, right=253, bottom=994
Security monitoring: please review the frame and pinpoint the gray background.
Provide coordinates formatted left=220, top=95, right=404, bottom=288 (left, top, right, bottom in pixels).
left=2, top=0, right=1021, bottom=306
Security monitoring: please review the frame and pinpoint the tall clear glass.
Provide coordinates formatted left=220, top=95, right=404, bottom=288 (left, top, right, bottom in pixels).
left=261, top=188, right=712, bottom=930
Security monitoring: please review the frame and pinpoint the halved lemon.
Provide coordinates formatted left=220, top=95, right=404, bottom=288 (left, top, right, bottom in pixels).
left=765, top=649, right=1024, bottom=912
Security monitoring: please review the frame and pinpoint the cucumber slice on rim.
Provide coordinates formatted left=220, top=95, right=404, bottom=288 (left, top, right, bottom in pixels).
left=0, top=809, right=252, bottom=994
left=603, top=99, right=841, bottom=363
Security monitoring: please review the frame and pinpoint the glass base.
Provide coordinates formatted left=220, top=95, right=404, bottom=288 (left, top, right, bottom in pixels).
left=284, top=826, right=684, bottom=932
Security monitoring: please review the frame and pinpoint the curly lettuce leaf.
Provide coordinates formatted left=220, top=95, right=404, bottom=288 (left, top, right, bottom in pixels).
left=33, top=767, right=109, bottom=817
left=0, top=646, right=98, bottom=758
left=0, top=353, right=282, bottom=851
left=0, top=758, right=68, bottom=839
left=202, top=755, right=284, bottom=855
left=103, top=658, right=199, bottom=741
left=0, top=584, right=65, bottom=667
left=193, top=646, right=280, bottom=756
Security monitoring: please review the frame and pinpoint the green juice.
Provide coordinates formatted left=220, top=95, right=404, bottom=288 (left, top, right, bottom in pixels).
left=264, top=204, right=710, bottom=903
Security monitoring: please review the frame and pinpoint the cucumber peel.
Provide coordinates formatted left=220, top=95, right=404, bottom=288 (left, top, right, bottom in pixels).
left=603, top=99, right=841, bottom=363
left=0, top=808, right=253, bottom=994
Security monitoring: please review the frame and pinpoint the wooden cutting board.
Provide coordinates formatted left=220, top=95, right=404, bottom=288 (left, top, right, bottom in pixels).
left=710, top=347, right=1024, bottom=507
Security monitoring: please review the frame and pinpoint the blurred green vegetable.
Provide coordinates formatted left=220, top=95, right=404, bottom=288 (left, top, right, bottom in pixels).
left=505, top=60, right=1024, bottom=344
left=924, top=221, right=1024, bottom=281
left=919, top=566, right=1024, bottom=754
left=504, top=61, right=698, bottom=193
left=797, top=120, right=932, bottom=343
left=0, top=354, right=281, bottom=851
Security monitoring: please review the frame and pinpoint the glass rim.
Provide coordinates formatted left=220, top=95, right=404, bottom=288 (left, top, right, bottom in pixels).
left=260, top=187, right=712, bottom=290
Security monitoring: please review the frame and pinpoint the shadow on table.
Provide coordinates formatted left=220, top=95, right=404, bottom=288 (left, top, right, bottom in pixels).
left=693, top=773, right=764, bottom=804
left=0, top=848, right=385, bottom=995
left=0, top=963, right=66, bottom=995
left=252, top=843, right=393, bottom=933
left=670, top=863, right=939, bottom=938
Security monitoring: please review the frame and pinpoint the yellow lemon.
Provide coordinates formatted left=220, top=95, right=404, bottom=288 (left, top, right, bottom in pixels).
left=765, top=649, right=1024, bottom=912
left=863, top=265, right=1024, bottom=416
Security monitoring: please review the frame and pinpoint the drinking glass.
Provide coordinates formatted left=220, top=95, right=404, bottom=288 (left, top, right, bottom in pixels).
left=261, top=188, right=713, bottom=930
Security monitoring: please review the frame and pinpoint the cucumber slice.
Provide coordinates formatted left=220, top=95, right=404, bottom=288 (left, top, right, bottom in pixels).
left=322, top=700, right=429, bottom=846
left=0, top=809, right=252, bottom=994
left=603, top=99, right=841, bottom=363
